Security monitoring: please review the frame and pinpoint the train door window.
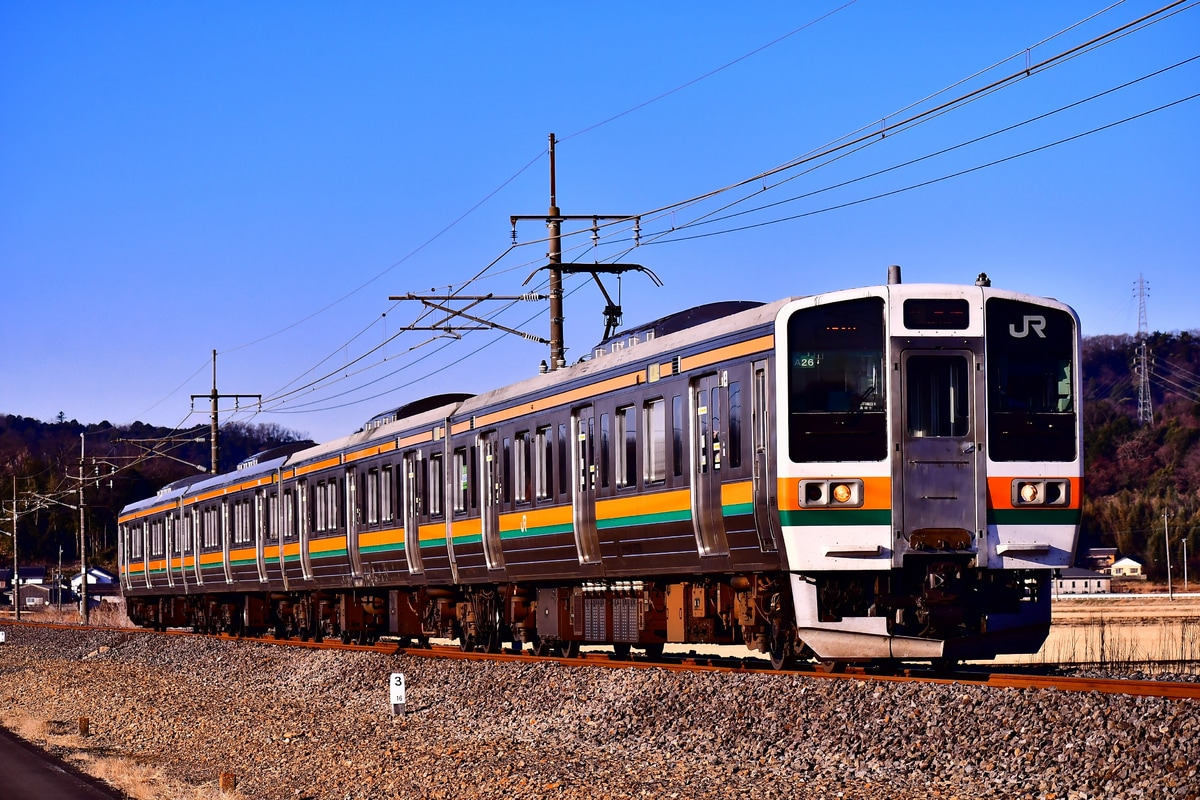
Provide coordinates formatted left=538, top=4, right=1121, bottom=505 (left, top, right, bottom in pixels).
left=165, top=515, right=174, bottom=553
left=672, top=395, right=684, bottom=477
left=515, top=431, right=531, bottom=504
left=283, top=489, right=296, bottom=540
left=150, top=521, right=162, bottom=557
left=644, top=398, right=666, bottom=485
left=599, top=414, right=611, bottom=489
left=501, top=438, right=512, bottom=504
left=728, top=380, right=742, bottom=469
left=367, top=469, right=379, bottom=524
left=558, top=423, right=569, bottom=496
left=616, top=405, right=637, bottom=489
left=453, top=448, right=469, bottom=513
left=297, top=481, right=309, bottom=538
left=130, top=524, right=143, bottom=559
left=187, top=510, right=197, bottom=553
left=429, top=453, right=444, bottom=518
left=535, top=426, right=553, bottom=500
left=468, top=445, right=479, bottom=510
left=906, top=355, right=969, bottom=437
left=753, top=367, right=768, bottom=456
left=380, top=466, right=393, bottom=522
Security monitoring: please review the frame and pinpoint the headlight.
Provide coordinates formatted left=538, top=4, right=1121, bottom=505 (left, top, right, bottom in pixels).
left=1011, top=479, right=1070, bottom=506
left=799, top=479, right=864, bottom=508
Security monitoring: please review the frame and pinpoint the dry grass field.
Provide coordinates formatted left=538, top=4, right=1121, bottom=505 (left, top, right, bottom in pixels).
left=1002, top=593, right=1200, bottom=668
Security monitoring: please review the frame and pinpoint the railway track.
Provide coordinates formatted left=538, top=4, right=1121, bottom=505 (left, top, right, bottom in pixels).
left=7, top=619, right=1198, bottom=700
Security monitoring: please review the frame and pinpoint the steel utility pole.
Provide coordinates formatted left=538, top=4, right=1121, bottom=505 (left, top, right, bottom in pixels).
left=10, top=475, right=18, bottom=622
left=1164, top=512, right=1173, bottom=601
left=510, top=134, right=644, bottom=370
left=79, top=433, right=88, bottom=623
left=191, top=350, right=261, bottom=474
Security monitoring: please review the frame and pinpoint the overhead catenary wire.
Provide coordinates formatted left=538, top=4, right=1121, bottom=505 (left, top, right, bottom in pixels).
left=158, top=1, right=1196, bottom=434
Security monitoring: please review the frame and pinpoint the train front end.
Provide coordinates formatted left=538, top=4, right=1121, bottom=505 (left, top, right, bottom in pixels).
left=775, top=276, right=1081, bottom=663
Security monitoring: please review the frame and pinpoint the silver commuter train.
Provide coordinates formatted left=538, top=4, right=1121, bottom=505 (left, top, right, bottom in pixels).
left=118, top=270, right=1082, bottom=667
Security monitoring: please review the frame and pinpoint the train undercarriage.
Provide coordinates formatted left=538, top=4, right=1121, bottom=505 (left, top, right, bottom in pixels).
left=124, top=566, right=1051, bottom=669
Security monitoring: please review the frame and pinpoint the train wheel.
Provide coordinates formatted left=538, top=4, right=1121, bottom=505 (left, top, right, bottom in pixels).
left=768, top=619, right=793, bottom=671
left=532, top=637, right=554, bottom=658
left=641, top=643, right=665, bottom=661
left=612, top=643, right=632, bottom=660
left=819, top=659, right=847, bottom=674
left=559, top=640, right=581, bottom=659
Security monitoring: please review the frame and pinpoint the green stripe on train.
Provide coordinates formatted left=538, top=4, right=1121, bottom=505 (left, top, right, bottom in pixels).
left=989, top=508, right=1082, bottom=525
left=779, top=508, right=892, bottom=527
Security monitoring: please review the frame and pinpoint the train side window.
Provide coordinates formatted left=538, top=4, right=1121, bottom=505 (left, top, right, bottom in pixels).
left=535, top=426, right=553, bottom=501
left=283, top=489, right=297, bottom=540
left=453, top=448, right=468, bottom=513
left=380, top=466, right=393, bottom=522
left=672, top=395, right=684, bottom=477
left=515, top=431, right=531, bottom=504
left=728, top=381, right=742, bottom=469
left=367, top=469, right=379, bottom=524
left=644, top=398, right=666, bottom=484
left=429, top=453, right=444, bottom=518
left=616, top=405, right=637, bottom=489
left=185, top=510, right=195, bottom=553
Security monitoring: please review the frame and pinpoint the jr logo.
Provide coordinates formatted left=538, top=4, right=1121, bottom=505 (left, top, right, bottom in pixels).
left=1009, top=315, right=1047, bottom=339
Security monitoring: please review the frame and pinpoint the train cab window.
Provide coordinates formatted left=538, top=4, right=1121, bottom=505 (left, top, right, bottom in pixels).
left=986, top=298, right=1077, bottom=461
left=786, top=297, right=887, bottom=462
left=644, top=399, right=666, bottom=485
left=429, top=453, right=444, bottom=518
left=380, top=466, right=393, bottom=522
left=535, top=427, right=553, bottom=501
left=616, top=406, right=637, bottom=489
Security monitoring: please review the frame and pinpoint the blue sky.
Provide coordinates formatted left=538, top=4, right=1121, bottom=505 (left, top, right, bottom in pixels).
left=2, top=1, right=1197, bottom=444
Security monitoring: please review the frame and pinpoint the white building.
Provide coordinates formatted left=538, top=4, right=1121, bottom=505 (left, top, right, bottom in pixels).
left=1055, top=568, right=1112, bottom=595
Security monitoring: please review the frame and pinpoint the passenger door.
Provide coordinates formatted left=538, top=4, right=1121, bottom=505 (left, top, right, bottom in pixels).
left=898, top=350, right=984, bottom=548
left=690, top=373, right=730, bottom=557
left=569, top=406, right=603, bottom=565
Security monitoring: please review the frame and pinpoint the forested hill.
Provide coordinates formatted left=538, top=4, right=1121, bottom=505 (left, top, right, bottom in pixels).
left=1081, top=330, right=1200, bottom=576
left=3, top=331, right=1199, bottom=576
left=0, top=416, right=306, bottom=566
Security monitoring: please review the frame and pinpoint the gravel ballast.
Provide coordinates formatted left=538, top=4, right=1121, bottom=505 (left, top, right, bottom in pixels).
left=0, top=626, right=1197, bottom=799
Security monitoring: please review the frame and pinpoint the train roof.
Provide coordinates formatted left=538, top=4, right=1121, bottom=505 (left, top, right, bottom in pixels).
left=457, top=297, right=792, bottom=419
left=592, top=300, right=764, bottom=357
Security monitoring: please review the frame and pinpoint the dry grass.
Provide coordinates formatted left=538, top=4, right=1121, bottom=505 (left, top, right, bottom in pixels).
left=32, top=603, right=136, bottom=628
left=2, top=711, right=245, bottom=800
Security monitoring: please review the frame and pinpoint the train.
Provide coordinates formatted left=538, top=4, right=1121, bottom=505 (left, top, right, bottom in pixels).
left=117, top=268, right=1082, bottom=668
